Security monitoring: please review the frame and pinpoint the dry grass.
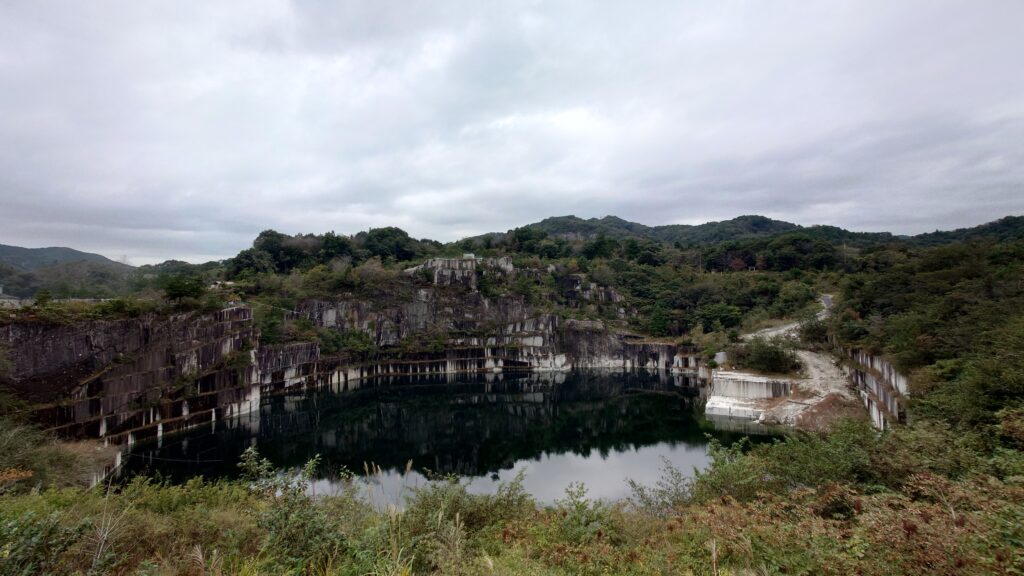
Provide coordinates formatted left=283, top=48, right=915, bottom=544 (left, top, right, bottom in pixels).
left=795, top=393, right=866, bottom=432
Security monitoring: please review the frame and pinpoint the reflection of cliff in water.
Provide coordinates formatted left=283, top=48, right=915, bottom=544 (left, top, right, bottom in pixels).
left=123, top=370, right=740, bottom=482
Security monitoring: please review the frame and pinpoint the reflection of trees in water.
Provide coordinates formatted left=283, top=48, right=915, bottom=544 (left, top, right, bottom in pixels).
left=122, top=370, right=743, bottom=483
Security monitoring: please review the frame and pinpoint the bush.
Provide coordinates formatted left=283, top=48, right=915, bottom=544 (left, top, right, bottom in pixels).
left=238, top=448, right=349, bottom=570
left=691, top=437, right=773, bottom=502
left=318, top=329, right=377, bottom=357
left=731, top=337, right=801, bottom=374
left=759, top=420, right=876, bottom=488
left=0, top=511, right=87, bottom=576
left=799, top=317, right=829, bottom=345
left=628, top=457, right=694, bottom=513
left=0, top=419, right=88, bottom=493
left=552, top=482, right=614, bottom=545
left=402, top=472, right=533, bottom=572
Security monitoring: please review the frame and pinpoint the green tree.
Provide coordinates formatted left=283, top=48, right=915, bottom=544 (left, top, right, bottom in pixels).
left=32, top=289, right=52, bottom=307
left=227, top=248, right=276, bottom=278
left=582, top=234, right=618, bottom=259
left=161, top=275, right=205, bottom=301
left=695, top=303, right=742, bottom=331
left=363, top=227, right=418, bottom=262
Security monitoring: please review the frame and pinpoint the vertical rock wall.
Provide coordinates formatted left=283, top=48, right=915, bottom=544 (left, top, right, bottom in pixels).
left=1, top=299, right=703, bottom=447
left=839, top=347, right=909, bottom=429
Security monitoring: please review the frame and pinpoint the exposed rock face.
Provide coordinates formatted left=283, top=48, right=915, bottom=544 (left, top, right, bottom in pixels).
left=402, top=255, right=515, bottom=291
left=704, top=370, right=792, bottom=421
left=710, top=371, right=791, bottom=399
left=839, top=348, right=909, bottom=429
left=560, top=274, right=623, bottom=304
left=1, top=307, right=260, bottom=443
left=1, top=282, right=702, bottom=447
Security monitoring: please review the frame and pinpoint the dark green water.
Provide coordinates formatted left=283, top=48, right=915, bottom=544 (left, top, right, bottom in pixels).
left=121, top=370, right=765, bottom=502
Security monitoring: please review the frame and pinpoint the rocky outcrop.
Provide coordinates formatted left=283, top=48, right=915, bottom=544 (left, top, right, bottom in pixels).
left=839, top=348, right=909, bottom=429
left=403, top=254, right=515, bottom=291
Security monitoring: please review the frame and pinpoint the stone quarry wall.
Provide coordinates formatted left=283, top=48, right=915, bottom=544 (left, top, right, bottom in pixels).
left=704, top=370, right=791, bottom=421
left=1, top=307, right=261, bottom=445
left=839, top=347, right=909, bottom=429
left=710, top=373, right=791, bottom=399
left=1, top=270, right=702, bottom=449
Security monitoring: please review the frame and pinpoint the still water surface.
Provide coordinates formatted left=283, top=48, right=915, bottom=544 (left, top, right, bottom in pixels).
left=122, top=370, right=766, bottom=502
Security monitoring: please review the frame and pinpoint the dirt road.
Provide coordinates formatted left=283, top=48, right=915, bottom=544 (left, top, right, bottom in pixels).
left=728, top=294, right=860, bottom=429
left=744, top=294, right=833, bottom=341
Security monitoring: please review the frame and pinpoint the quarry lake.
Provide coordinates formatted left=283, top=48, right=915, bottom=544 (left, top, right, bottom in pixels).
left=120, top=370, right=766, bottom=503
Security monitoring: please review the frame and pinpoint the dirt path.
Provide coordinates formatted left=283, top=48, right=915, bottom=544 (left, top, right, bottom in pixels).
left=744, top=294, right=833, bottom=341
left=795, top=349, right=855, bottom=400
left=721, top=294, right=862, bottom=429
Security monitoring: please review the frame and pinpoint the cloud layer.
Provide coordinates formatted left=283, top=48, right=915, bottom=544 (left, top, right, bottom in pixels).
left=1, top=1, right=1022, bottom=263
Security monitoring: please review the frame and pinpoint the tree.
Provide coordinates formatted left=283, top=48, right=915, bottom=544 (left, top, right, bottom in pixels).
left=695, top=303, right=743, bottom=332
left=227, top=248, right=276, bottom=278
left=362, top=227, right=418, bottom=262
left=161, top=275, right=205, bottom=301
left=33, top=289, right=52, bottom=307
left=582, top=234, right=618, bottom=259
left=507, top=226, right=553, bottom=255
left=253, top=230, right=315, bottom=272
left=319, top=232, right=353, bottom=260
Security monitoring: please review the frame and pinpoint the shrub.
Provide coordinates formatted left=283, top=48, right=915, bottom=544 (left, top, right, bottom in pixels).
left=0, top=511, right=87, bottom=576
left=0, top=419, right=88, bottom=492
left=799, top=317, right=829, bottom=345
left=552, top=482, right=614, bottom=545
left=238, top=448, right=348, bottom=570
left=628, top=457, right=694, bottom=513
left=731, top=336, right=801, bottom=374
left=318, top=329, right=377, bottom=357
left=758, top=420, right=876, bottom=488
left=691, top=437, right=773, bottom=502
left=398, top=471, right=534, bottom=572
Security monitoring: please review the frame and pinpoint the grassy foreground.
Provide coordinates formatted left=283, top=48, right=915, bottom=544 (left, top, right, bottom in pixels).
left=1, top=419, right=1022, bottom=575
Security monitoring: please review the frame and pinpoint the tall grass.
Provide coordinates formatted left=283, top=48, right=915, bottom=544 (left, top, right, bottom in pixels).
left=1, top=424, right=1022, bottom=575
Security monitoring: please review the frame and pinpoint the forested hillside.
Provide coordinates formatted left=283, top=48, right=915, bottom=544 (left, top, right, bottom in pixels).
left=0, top=243, right=126, bottom=272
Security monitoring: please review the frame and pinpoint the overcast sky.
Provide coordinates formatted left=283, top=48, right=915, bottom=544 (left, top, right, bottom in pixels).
left=1, top=1, right=1022, bottom=264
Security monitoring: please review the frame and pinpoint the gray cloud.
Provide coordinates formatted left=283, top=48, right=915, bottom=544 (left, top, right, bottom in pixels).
left=1, top=0, right=1022, bottom=263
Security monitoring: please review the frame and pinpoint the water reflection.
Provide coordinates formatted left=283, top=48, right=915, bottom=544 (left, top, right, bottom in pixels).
left=123, top=370, right=765, bottom=502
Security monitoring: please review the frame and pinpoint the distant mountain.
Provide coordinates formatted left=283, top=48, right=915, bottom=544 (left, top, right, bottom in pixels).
left=0, top=243, right=130, bottom=272
left=798, top=225, right=899, bottom=248
left=478, top=213, right=1021, bottom=249
left=0, top=244, right=134, bottom=298
left=526, top=215, right=800, bottom=245
left=910, top=215, right=1024, bottom=246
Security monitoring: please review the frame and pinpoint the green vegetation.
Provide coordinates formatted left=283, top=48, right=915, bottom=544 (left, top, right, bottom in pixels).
left=159, top=274, right=206, bottom=302
left=1, top=214, right=1024, bottom=573
left=319, top=329, right=378, bottom=357
left=0, top=418, right=89, bottom=493
left=831, top=240, right=1024, bottom=432
left=0, top=420, right=1020, bottom=574
left=729, top=337, right=801, bottom=374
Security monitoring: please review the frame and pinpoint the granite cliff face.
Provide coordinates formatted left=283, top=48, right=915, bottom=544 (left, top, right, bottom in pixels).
left=0, top=256, right=702, bottom=449
left=840, top=347, right=909, bottom=429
